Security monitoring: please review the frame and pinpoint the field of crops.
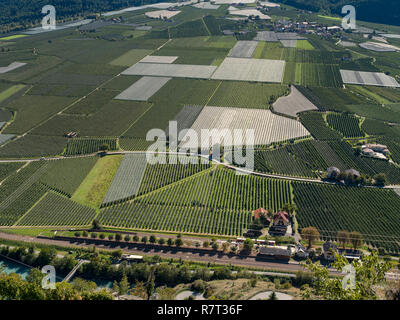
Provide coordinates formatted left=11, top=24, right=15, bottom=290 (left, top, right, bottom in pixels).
left=0, top=162, right=24, bottom=181
left=293, top=63, right=343, bottom=88
left=0, top=135, right=67, bottom=158
left=98, top=203, right=251, bottom=236
left=208, top=82, right=287, bottom=109
left=64, top=138, right=118, bottom=155
left=138, top=157, right=211, bottom=195
left=299, top=112, right=342, bottom=140
left=17, top=192, right=97, bottom=227
left=135, top=168, right=292, bottom=212
left=293, top=182, right=400, bottom=253
left=326, top=113, right=365, bottom=138
left=40, top=157, right=98, bottom=197
left=253, top=42, right=284, bottom=60
left=3, top=95, right=75, bottom=134
left=255, top=148, right=316, bottom=178
left=32, top=100, right=151, bottom=137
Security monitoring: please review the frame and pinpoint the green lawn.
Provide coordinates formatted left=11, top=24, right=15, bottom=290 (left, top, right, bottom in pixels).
left=0, top=84, right=26, bottom=103
left=71, top=155, right=123, bottom=208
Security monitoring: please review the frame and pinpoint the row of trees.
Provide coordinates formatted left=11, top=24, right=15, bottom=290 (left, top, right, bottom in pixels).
left=301, top=226, right=364, bottom=251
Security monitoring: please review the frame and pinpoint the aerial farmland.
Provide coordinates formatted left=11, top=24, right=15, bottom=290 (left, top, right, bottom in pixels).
left=0, top=0, right=400, bottom=261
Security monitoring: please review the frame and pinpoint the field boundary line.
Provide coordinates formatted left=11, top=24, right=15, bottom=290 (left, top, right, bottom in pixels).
left=13, top=191, right=49, bottom=226
left=120, top=102, right=155, bottom=137
left=205, top=80, right=222, bottom=106
left=201, top=17, right=211, bottom=36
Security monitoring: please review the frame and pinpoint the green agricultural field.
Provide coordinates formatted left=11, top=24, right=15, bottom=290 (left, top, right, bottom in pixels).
left=299, top=112, right=342, bottom=140
left=293, top=182, right=400, bottom=253
left=31, top=100, right=152, bottom=137
left=110, top=49, right=153, bottom=67
left=0, top=2, right=399, bottom=246
left=208, top=82, right=287, bottom=109
left=0, top=84, right=26, bottom=104
left=326, top=112, right=365, bottom=138
left=253, top=42, right=284, bottom=60
left=17, top=191, right=97, bottom=227
left=0, top=135, right=67, bottom=158
left=64, top=138, right=118, bottom=155
left=40, top=157, right=99, bottom=197
left=296, top=40, right=314, bottom=50
left=293, top=63, right=343, bottom=87
left=3, top=95, right=76, bottom=134
left=137, top=158, right=211, bottom=195
left=72, top=155, right=122, bottom=208
left=63, top=89, right=117, bottom=115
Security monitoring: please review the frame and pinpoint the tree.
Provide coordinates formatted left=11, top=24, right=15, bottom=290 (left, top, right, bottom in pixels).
left=111, top=249, right=122, bottom=260
left=149, top=235, right=156, bottom=243
left=132, top=281, right=147, bottom=299
left=158, top=238, right=165, bottom=245
left=337, top=230, right=350, bottom=249
left=99, top=143, right=110, bottom=152
left=222, top=242, right=229, bottom=253
left=141, top=236, right=148, bottom=244
left=203, top=241, right=210, bottom=248
left=373, top=173, right=387, bottom=186
left=26, top=268, right=45, bottom=286
left=212, top=242, right=219, bottom=251
left=302, top=251, right=391, bottom=300
left=167, top=238, right=173, bottom=246
left=349, top=231, right=363, bottom=251
left=115, top=233, right=122, bottom=241
left=268, top=291, right=278, bottom=300
left=175, top=238, right=183, bottom=247
left=124, top=235, right=131, bottom=242
left=242, top=239, right=254, bottom=254
left=91, top=219, right=102, bottom=230
left=119, top=274, right=130, bottom=295
left=146, top=268, right=155, bottom=300
left=301, top=227, right=320, bottom=249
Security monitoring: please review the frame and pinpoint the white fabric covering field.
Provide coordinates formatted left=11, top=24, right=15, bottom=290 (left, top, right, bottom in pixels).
left=192, top=2, right=220, bottom=9
left=280, top=40, right=297, bottom=48
left=340, top=70, right=400, bottom=87
left=139, top=56, right=178, bottom=63
left=145, top=10, right=181, bottom=19
left=114, top=76, right=171, bottom=101
left=122, top=62, right=217, bottom=79
left=229, top=8, right=271, bottom=20
left=228, top=41, right=259, bottom=58
left=102, top=154, right=147, bottom=205
left=183, top=106, right=310, bottom=147
left=272, top=86, right=318, bottom=117
left=0, top=62, right=26, bottom=74
left=211, top=57, right=285, bottom=83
